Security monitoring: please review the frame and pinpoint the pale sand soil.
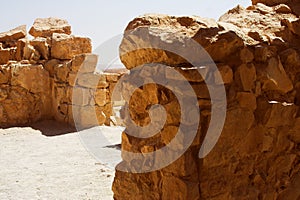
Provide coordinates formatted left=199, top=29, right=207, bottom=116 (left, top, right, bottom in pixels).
left=0, top=120, right=122, bottom=200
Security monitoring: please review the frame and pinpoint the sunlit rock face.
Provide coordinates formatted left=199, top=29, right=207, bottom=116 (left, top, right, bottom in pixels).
left=0, top=18, right=127, bottom=128
left=112, top=1, right=300, bottom=199
left=252, top=0, right=300, bottom=15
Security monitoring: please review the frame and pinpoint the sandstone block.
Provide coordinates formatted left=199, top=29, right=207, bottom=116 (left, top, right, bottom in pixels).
left=0, top=49, right=11, bottom=65
left=240, top=48, right=254, bottom=63
left=73, top=105, right=109, bottom=128
left=0, top=65, right=11, bottom=84
left=71, top=53, right=98, bottom=73
left=67, top=72, right=77, bottom=86
left=77, top=73, right=106, bottom=88
left=105, top=72, right=120, bottom=82
left=11, top=63, right=50, bottom=94
left=29, top=17, right=71, bottom=38
left=280, top=48, right=300, bottom=72
left=54, top=61, right=71, bottom=83
left=166, top=66, right=208, bottom=82
left=236, top=92, right=257, bottom=110
left=214, top=65, right=233, bottom=85
left=162, top=176, right=200, bottom=200
left=254, top=46, right=276, bottom=62
left=264, top=102, right=298, bottom=128
left=236, top=63, right=256, bottom=91
left=30, top=37, right=49, bottom=59
left=71, top=87, right=92, bottom=106
left=15, top=39, right=27, bottom=61
left=44, top=59, right=61, bottom=77
left=252, top=0, right=300, bottom=15
left=1, top=86, right=42, bottom=125
left=0, top=25, right=26, bottom=43
left=119, top=14, right=243, bottom=69
left=262, top=57, right=293, bottom=93
left=51, top=33, right=92, bottom=60
left=289, top=118, right=300, bottom=143
left=94, top=88, right=107, bottom=106
left=274, top=4, right=292, bottom=13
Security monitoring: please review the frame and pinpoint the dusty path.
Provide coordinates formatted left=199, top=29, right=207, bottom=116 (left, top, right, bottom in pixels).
left=0, top=120, right=122, bottom=200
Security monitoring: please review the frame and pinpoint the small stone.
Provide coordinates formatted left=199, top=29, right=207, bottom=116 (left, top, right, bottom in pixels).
left=71, top=54, right=97, bottom=73
left=0, top=89, right=8, bottom=101
left=0, top=66, right=11, bottom=84
left=263, top=57, right=293, bottom=93
left=44, top=59, right=61, bottom=77
left=214, top=65, right=233, bottom=85
left=30, top=37, right=49, bottom=59
left=105, top=73, right=120, bottom=82
left=77, top=73, right=102, bottom=88
left=0, top=49, right=11, bottom=65
left=236, top=63, right=256, bottom=91
left=94, top=89, right=107, bottom=106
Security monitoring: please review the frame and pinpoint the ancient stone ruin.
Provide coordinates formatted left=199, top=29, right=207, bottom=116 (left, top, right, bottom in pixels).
left=112, top=0, right=300, bottom=199
left=1, top=0, right=300, bottom=199
left=0, top=18, right=126, bottom=128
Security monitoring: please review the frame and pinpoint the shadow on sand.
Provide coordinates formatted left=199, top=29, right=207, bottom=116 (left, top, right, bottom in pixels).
left=30, top=120, right=77, bottom=137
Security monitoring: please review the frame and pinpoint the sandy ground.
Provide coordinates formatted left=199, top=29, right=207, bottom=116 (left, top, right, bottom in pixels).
left=0, top=120, right=123, bottom=200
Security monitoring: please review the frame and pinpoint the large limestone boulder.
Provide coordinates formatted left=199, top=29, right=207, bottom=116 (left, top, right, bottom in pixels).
left=29, top=17, right=71, bottom=38
left=51, top=33, right=92, bottom=59
left=120, top=14, right=244, bottom=69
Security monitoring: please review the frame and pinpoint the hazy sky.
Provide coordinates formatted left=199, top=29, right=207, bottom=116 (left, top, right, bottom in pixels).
left=1, top=0, right=250, bottom=49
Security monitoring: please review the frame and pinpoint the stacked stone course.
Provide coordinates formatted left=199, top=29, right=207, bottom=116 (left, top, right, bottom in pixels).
left=0, top=17, right=126, bottom=128
left=113, top=1, right=300, bottom=199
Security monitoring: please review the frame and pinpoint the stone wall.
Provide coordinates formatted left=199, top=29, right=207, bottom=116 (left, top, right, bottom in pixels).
left=113, top=1, right=300, bottom=200
left=0, top=18, right=126, bottom=128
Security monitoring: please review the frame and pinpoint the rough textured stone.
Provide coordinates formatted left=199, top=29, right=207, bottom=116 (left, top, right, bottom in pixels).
left=120, top=14, right=244, bottom=69
left=51, top=33, right=92, bottom=60
left=30, top=37, right=49, bottom=59
left=0, top=65, right=11, bottom=84
left=113, top=2, right=300, bottom=199
left=29, top=17, right=71, bottom=38
left=252, top=0, right=300, bottom=15
left=236, top=92, right=257, bottom=110
left=214, top=65, right=233, bottom=85
left=0, top=25, right=26, bottom=43
left=11, top=64, right=50, bottom=93
left=236, top=63, right=257, bottom=92
left=71, top=53, right=98, bottom=73
left=0, top=49, right=11, bottom=64
left=263, top=57, right=293, bottom=93
left=0, top=18, right=125, bottom=127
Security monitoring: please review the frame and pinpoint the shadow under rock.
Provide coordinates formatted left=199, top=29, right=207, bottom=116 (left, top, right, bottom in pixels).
left=30, top=120, right=77, bottom=137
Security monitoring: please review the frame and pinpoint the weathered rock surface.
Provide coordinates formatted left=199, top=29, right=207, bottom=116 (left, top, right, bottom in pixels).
left=113, top=0, right=300, bottom=199
left=0, top=25, right=26, bottom=43
left=0, top=18, right=127, bottom=128
left=51, top=33, right=92, bottom=59
left=29, top=17, right=71, bottom=38
left=252, top=0, right=300, bottom=15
